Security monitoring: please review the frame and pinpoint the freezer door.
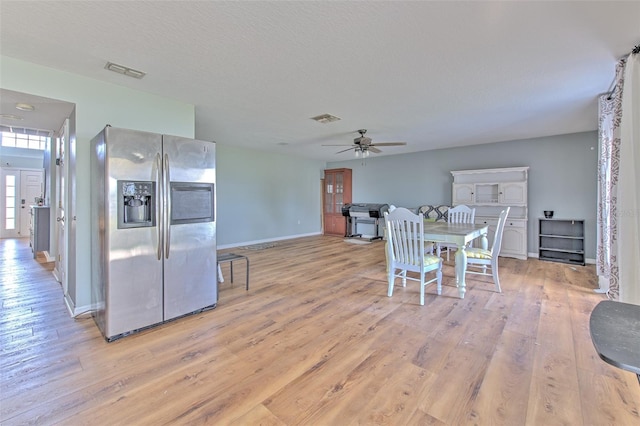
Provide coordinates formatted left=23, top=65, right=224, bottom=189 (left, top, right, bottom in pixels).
left=162, top=135, right=217, bottom=320
left=104, top=127, right=164, bottom=338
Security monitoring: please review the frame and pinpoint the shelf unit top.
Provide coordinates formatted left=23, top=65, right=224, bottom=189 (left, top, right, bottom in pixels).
left=451, top=167, right=529, bottom=184
left=451, top=166, right=529, bottom=175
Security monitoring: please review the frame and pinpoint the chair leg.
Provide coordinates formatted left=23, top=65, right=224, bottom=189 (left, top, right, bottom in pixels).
left=492, top=265, right=502, bottom=293
left=419, top=271, right=425, bottom=306
left=388, top=268, right=395, bottom=297
left=401, top=270, right=407, bottom=287
left=436, top=262, right=443, bottom=295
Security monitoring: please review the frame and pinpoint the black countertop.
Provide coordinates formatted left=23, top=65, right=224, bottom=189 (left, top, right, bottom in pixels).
left=590, top=300, right=640, bottom=376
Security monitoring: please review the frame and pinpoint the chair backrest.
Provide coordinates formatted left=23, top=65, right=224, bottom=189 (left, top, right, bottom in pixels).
left=490, top=207, right=511, bottom=256
left=448, top=205, right=475, bottom=224
left=384, top=207, right=425, bottom=269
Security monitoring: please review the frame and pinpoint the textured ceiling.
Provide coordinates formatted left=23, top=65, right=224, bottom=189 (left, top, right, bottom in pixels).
left=1, top=1, right=638, bottom=160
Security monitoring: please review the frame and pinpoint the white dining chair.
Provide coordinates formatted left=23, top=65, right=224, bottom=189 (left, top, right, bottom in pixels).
left=464, top=207, right=510, bottom=293
left=384, top=207, right=442, bottom=306
left=436, top=205, right=476, bottom=261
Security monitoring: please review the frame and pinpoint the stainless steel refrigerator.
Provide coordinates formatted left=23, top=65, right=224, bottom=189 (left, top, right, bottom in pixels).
left=90, top=126, right=217, bottom=341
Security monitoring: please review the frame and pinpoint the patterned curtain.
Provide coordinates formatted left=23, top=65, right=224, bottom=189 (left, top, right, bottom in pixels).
left=596, top=58, right=626, bottom=299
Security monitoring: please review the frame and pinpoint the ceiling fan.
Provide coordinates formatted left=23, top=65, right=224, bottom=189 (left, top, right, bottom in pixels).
left=324, top=129, right=407, bottom=157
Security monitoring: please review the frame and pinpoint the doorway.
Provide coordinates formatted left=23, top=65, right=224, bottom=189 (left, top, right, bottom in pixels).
left=0, top=89, right=76, bottom=314
left=0, top=168, right=43, bottom=239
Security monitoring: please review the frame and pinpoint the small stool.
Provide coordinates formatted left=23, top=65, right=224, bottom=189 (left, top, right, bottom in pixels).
left=217, top=253, right=249, bottom=290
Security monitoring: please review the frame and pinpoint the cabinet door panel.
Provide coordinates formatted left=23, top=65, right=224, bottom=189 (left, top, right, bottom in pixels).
left=501, top=227, right=526, bottom=256
left=452, top=184, right=474, bottom=204
left=499, top=182, right=527, bottom=205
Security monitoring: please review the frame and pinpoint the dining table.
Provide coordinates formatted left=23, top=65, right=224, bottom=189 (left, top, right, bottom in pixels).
left=423, top=221, right=489, bottom=299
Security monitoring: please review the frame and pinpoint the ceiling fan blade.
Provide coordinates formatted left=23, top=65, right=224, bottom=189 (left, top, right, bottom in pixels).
left=368, top=146, right=382, bottom=153
left=322, top=144, right=354, bottom=147
left=370, top=142, right=406, bottom=147
left=335, top=147, right=355, bottom=154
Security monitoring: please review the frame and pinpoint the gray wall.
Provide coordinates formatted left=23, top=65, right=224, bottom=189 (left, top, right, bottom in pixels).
left=216, top=144, right=325, bottom=247
left=328, top=131, right=598, bottom=260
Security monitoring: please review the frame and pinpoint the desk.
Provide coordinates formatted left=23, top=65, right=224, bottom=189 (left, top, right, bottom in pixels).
left=423, top=221, right=489, bottom=299
left=590, top=300, right=640, bottom=384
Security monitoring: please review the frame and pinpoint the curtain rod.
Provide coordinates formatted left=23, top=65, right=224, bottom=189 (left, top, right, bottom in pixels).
left=606, top=44, right=639, bottom=100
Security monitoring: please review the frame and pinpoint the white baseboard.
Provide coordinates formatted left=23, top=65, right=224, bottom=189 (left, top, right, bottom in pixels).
left=217, top=232, right=322, bottom=250
left=63, top=293, right=94, bottom=318
left=528, top=252, right=595, bottom=265
left=63, top=293, right=75, bottom=317
left=52, top=267, right=61, bottom=282
left=43, top=250, right=55, bottom=262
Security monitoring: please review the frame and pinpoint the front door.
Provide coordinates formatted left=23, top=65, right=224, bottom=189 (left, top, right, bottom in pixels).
left=19, top=170, right=44, bottom=237
left=0, top=168, right=43, bottom=239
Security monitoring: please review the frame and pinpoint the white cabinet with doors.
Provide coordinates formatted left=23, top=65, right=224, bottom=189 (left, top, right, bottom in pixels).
left=451, top=167, right=529, bottom=260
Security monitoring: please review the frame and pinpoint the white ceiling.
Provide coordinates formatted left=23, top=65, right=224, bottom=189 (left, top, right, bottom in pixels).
left=1, top=1, right=638, bottom=160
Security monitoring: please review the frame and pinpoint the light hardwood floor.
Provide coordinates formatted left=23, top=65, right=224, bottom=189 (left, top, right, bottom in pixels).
left=1, top=236, right=639, bottom=425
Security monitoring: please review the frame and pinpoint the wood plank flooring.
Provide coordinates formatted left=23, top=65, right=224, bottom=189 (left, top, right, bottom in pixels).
left=1, top=236, right=639, bottom=425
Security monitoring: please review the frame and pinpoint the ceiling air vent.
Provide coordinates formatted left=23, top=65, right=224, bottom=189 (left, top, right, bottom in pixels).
left=105, top=61, right=146, bottom=79
left=310, top=113, right=341, bottom=124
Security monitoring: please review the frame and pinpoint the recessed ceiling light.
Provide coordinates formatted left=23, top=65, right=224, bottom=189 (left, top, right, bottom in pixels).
left=310, top=113, right=341, bottom=124
left=105, top=61, right=146, bottom=79
left=0, top=113, right=23, bottom=120
left=15, top=103, right=35, bottom=111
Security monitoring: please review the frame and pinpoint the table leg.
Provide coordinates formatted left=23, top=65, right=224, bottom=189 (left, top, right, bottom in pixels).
left=454, top=244, right=468, bottom=299
left=480, top=232, right=488, bottom=250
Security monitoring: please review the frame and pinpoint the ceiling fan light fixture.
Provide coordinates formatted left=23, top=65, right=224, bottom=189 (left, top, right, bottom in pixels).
left=354, top=146, right=370, bottom=158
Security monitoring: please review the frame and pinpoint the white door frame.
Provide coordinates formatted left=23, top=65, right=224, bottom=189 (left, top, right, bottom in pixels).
left=0, top=167, right=43, bottom=239
left=54, top=119, right=69, bottom=297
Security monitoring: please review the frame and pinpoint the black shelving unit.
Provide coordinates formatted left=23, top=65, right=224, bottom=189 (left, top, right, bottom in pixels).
left=538, top=218, right=585, bottom=266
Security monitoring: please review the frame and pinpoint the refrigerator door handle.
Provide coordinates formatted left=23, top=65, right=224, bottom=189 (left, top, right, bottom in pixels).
left=164, top=153, right=171, bottom=259
left=156, top=153, right=162, bottom=260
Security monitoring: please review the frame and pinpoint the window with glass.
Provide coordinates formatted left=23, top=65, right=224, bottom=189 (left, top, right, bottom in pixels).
left=5, top=175, right=16, bottom=230
left=1, top=131, right=48, bottom=150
